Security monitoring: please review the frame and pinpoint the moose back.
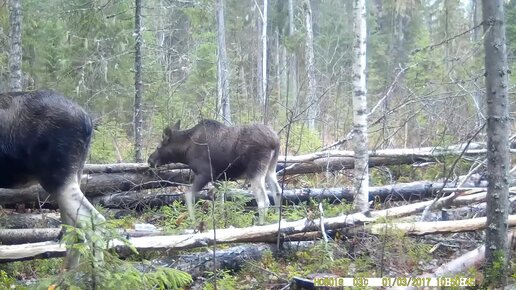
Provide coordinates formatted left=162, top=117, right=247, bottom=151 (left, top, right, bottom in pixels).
left=148, top=119, right=281, bottom=224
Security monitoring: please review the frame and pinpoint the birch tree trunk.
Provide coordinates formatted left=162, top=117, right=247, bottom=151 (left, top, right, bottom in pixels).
left=216, top=0, right=231, bottom=125
left=133, top=0, right=144, bottom=162
left=352, top=0, right=369, bottom=212
left=288, top=0, right=298, bottom=112
left=482, top=0, right=511, bottom=286
left=304, top=0, right=317, bottom=131
left=8, top=0, right=22, bottom=92
left=261, top=0, right=269, bottom=122
left=275, top=28, right=281, bottom=110
left=281, top=42, right=287, bottom=102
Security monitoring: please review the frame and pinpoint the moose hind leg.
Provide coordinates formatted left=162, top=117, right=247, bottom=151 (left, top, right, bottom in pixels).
left=51, top=175, right=105, bottom=227
left=249, top=174, right=269, bottom=225
left=266, top=170, right=281, bottom=209
left=43, top=174, right=105, bottom=270
left=265, top=150, right=282, bottom=209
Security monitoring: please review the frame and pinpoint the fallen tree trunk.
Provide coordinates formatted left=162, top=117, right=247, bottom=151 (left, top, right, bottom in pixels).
left=93, top=181, right=454, bottom=210
left=0, top=211, right=371, bottom=261
left=0, top=212, right=61, bottom=229
left=153, top=241, right=313, bottom=280
left=0, top=169, right=193, bottom=205
left=84, top=163, right=188, bottom=173
left=0, top=178, right=455, bottom=208
left=388, top=230, right=516, bottom=290
left=82, top=143, right=492, bottom=174
left=370, top=215, right=516, bottom=236
left=0, top=228, right=164, bottom=245
left=158, top=244, right=272, bottom=279
left=0, top=226, right=326, bottom=246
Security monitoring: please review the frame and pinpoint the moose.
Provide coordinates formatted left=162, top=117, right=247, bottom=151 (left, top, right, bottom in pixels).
left=0, top=90, right=105, bottom=268
left=148, top=119, right=282, bottom=225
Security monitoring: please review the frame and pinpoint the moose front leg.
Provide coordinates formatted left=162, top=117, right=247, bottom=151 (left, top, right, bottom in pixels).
left=186, top=174, right=212, bottom=223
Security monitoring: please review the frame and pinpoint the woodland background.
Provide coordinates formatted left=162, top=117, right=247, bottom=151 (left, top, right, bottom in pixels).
left=0, top=0, right=510, bottom=160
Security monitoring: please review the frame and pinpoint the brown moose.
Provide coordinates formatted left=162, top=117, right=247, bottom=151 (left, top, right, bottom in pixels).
left=148, top=119, right=281, bottom=225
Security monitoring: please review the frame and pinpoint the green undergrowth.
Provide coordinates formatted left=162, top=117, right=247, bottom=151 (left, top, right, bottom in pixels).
left=151, top=193, right=355, bottom=234
left=370, top=157, right=472, bottom=186
left=1, top=220, right=192, bottom=290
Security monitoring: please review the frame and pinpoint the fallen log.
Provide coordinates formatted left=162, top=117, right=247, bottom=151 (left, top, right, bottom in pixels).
left=0, top=228, right=61, bottom=245
left=0, top=169, right=193, bottom=205
left=0, top=177, right=453, bottom=208
left=82, top=143, right=492, bottom=174
left=84, top=163, right=188, bottom=173
left=0, top=211, right=372, bottom=262
left=92, top=181, right=451, bottom=210
left=0, top=228, right=164, bottom=245
left=0, top=226, right=326, bottom=246
left=0, top=213, right=61, bottom=229
left=152, top=242, right=312, bottom=279
left=153, top=244, right=268, bottom=277
left=370, top=215, right=516, bottom=235
left=388, top=230, right=516, bottom=290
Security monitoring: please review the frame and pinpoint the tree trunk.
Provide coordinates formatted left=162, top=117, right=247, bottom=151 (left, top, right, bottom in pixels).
left=261, top=0, right=269, bottom=123
left=288, top=0, right=298, bottom=112
left=352, top=0, right=369, bottom=212
left=133, top=0, right=144, bottom=162
left=280, top=34, right=287, bottom=104
left=275, top=27, right=281, bottom=119
left=0, top=212, right=62, bottom=229
left=216, top=0, right=231, bottom=125
left=8, top=0, right=22, bottom=92
left=472, top=0, right=482, bottom=42
left=0, top=211, right=373, bottom=262
left=92, top=181, right=451, bottom=210
left=154, top=243, right=309, bottom=280
left=304, top=0, right=317, bottom=131
left=371, top=215, right=516, bottom=236
left=482, top=0, right=511, bottom=286
left=0, top=227, right=163, bottom=245
left=0, top=169, right=193, bottom=205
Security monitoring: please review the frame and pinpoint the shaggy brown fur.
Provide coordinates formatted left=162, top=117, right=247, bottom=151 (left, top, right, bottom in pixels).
left=148, top=119, right=281, bottom=224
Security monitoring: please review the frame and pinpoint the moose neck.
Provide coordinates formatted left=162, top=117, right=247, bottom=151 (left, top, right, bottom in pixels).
left=175, top=130, right=195, bottom=164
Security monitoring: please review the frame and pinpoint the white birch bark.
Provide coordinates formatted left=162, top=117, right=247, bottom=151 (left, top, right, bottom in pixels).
left=352, top=0, right=369, bottom=212
left=133, top=0, right=144, bottom=162
left=288, top=0, right=298, bottom=111
left=304, top=0, right=317, bottom=131
left=261, top=0, right=268, bottom=121
left=216, top=0, right=231, bottom=125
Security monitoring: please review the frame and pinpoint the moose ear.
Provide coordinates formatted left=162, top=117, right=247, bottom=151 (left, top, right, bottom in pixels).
left=163, top=126, right=173, bottom=137
left=173, top=120, right=181, bottom=130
